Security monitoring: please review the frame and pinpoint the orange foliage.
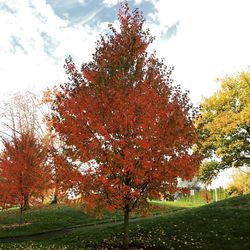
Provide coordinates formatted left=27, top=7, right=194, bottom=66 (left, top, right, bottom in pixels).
left=0, top=132, right=51, bottom=208
left=51, top=2, right=201, bottom=217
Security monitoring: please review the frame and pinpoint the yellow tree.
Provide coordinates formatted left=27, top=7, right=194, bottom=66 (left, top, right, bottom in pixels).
left=227, top=168, right=250, bottom=196
left=196, top=69, right=250, bottom=181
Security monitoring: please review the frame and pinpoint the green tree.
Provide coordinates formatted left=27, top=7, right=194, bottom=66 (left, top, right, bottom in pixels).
left=196, top=69, right=250, bottom=180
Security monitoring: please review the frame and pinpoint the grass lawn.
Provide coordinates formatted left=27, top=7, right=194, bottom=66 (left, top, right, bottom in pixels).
left=0, top=200, right=194, bottom=238
left=0, top=204, right=124, bottom=238
left=151, top=200, right=205, bottom=208
left=1, top=195, right=249, bottom=249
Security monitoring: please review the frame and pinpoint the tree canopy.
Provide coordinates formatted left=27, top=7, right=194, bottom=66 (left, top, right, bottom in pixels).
left=0, top=90, right=54, bottom=211
left=196, top=69, right=250, bottom=181
left=226, top=168, right=250, bottom=196
left=50, top=2, right=200, bottom=249
left=0, top=131, right=51, bottom=218
left=0, top=91, right=45, bottom=140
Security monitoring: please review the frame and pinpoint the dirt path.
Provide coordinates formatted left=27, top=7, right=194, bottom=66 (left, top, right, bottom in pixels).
left=0, top=216, right=159, bottom=243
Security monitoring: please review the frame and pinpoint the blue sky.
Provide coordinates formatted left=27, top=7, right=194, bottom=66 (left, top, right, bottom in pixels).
left=0, top=0, right=250, bottom=186
left=1, top=0, right=249, bottom=102
left=46, top=0, right=156, bottom=25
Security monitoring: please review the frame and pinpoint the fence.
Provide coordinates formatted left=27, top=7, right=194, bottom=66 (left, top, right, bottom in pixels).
left=177, top=187, right=230, bottom=203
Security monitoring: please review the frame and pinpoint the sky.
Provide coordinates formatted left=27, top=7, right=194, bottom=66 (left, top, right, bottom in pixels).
left=0, top=0, right=249, bottom=187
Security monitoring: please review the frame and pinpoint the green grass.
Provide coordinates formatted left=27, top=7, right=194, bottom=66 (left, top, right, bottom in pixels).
left=0, top=204, right=123, bottom=238
left=0, top=200, right=195, bottom=238
left=1, top=195, right=250, bottom=249
left=151, top=200, right=205, bottom=208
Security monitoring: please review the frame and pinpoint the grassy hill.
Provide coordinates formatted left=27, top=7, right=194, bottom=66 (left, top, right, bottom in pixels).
left=0, top=195, right=249, bottom=249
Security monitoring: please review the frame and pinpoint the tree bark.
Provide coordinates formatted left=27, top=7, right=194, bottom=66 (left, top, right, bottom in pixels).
left=123, top=205, right=130, bottom=250
left=23, top=193, right=30, bottom=210
left=51, top=179, right=59, bottom=204
left=50, top=194, right=58, bottom=204
left=205, top=186, right=209, bottom=203
left=19, top=203, right=23, bottom=224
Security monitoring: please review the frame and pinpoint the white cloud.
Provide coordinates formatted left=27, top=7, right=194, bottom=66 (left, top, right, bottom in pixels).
left=0, top=0, right=105, bottom=97
left=48, top=0, right=87, bottom=9
left=134, top=0, right=143, bottom=4
left=0, top=0, right=249, bottom=106
left=102, top=0, right=120, bottom=7
left=1, top=0, right=248, bottom=187
left=147, top=0, right=250, bottom=104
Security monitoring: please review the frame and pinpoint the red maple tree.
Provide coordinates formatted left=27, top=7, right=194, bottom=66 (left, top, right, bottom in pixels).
left=51, top=2, right=200, bottom=248
left=48, top=144, right=77, bottom=203
left=0, top=131, right=51, bottom=222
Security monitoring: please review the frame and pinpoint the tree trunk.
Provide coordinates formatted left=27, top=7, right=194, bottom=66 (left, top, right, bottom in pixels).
left=205, top=187, right=209, bottom=203
left=41, top=195, right=45, bottom=204
left=51, top=180, right=59, bottom=204
left=50, top=194, right=58, bottom=204
left=50, top=184, right=59, bottom=204
left=23, top=193, right=30, bottom=210
left=19, top=203, right=23, bottom=224
left=123, top=205, right=130, bottom=250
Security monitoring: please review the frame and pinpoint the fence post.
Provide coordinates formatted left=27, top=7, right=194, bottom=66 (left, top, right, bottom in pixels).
left=215, top=188, right=218, bottom=202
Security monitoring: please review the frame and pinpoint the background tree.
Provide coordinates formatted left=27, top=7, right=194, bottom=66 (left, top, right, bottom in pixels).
left=227, top=167, right=250, bottom=196
left=46, top=140, right=74, bottom=204
left=196, top=69, right=250, bottom=181
left=51, top=2, right=200, bottom=249
left=0, top=131, right=51, bottom=222
left=42, top=90, right=76, bottom=204
left=196, top=161, right=218, bottom=203
left=0, top=91, right=59, bottom=205
left=0, top=91, right=45, bottom=139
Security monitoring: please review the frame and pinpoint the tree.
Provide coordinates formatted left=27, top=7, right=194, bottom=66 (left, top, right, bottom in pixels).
left=50, top=2, right=200, bottom=249
left=46, top=140, right=74, bottom=204
left=227, top=167, right=250, bottom=196
left=196, top=69, right=250, bottom=181
left=0, top=91, right=45, bottom=140
left=0, top=131, right=51, bottom=221
left=196, top=161, right=218, bottom=203
left=0, top=91, right=59, bottom=204
left=42, top=90, right=76, bottom=204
